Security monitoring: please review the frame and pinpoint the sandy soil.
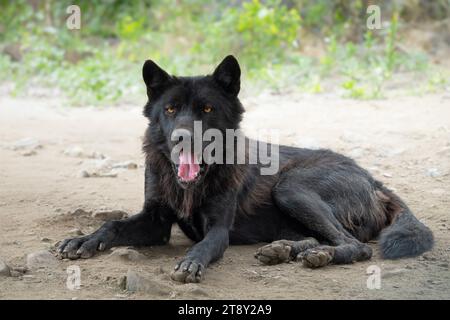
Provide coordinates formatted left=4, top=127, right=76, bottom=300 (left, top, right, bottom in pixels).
left=0, top=91, right=449, bottom=300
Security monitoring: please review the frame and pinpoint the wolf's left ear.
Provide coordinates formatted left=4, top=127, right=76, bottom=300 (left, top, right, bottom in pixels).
left=142, top=60, right=171, bottom=96
left=212, top=55, right=241, bottom=96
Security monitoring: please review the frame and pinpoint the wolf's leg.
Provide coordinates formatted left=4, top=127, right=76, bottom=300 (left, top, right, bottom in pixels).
left=57, top=202, right=175, bottom=259
left=254, top=238, right=320, bottom=265
left=271, top=176, right=372, bottom=268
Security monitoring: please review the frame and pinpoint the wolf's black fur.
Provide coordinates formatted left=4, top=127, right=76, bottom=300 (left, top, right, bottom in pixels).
left=58, top=56, right=434, bottom=283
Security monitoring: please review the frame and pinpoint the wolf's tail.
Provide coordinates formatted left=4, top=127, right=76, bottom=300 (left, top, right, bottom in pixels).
left=377, top=186, right=434, bottom=259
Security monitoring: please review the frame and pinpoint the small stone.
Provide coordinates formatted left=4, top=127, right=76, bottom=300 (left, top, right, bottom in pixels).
left=0, top=260, right=11, bottom=277
left=40, top=237, right=52, bottom=243
left=438, top=262, right=449, bottom=268
left=63, top=146, right=85, bottom=158
left=422, top=252, right=436, bottom=261
left=382, top=172, right=393, bottom=178
left=22, top=150, right=37, bottom=156
left=10, top=138, right=42, bottom=151
left=125, top=269, right=171, bottom=295
left=10, top=270, right=22, bottom=277
left=68, top=228, right=84, bottom=236
left=426, top=168, right=441, bottom=177
left=78, top=170, right=90, bottom=178
left=69, top=208, right=91, bottom=216
left=112, top=161, right=138, bottom=170
left=118, top=275, right=127, bottom=290
left=92, top=210, right=128, bottom=221
left=108, top=248, right=146, bottom=262
left=26, top=250, right=59, bottom=270
left=79, top=170, right=117, bottom=178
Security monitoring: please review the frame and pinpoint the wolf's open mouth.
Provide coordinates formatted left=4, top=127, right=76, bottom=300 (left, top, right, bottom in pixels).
left=175, top=151, right=207, bottom=185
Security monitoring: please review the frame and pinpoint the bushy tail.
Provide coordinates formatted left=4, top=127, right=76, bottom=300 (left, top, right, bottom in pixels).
left=378, top=189, right=434, bottom=259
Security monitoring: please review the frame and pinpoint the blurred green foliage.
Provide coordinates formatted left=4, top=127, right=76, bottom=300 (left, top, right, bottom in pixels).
left=0, top=0, right=448, bottom=105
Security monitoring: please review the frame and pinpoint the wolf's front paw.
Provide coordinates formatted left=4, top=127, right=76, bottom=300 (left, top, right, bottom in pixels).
left=171, top=258, right=204, bottom=283
left=57, top=234, right=109, bottom=260
left=254, top=240, right=294, bottom=265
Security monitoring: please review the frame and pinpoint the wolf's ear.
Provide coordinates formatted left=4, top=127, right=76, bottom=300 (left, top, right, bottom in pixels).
left=142, top=60, right=171, bottom=96
left=212, top=55, right=241, bottom=96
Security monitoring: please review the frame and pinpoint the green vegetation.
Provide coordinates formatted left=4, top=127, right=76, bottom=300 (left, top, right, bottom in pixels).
left=0, top=0, right=449, bottom=105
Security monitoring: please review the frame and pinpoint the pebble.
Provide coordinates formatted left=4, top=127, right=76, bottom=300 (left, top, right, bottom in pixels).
left=92, top=210, right=128, bottom=221
left=125, top=269, right=171, bottom=296
left=112, top=161, right=138, bottom=169
left=64, top=146, right=106, bottom=159
left=26, top=250, right=59, bottom=270
left=9, top=138, right=42, bottom=151
left=21, top=150, right=37, bottom=156
left=108, top=248, right=146, bottom=262
left=68, top=228, right=84, bottom=236
left=426, top=168, right=441, bottom=178
left=422, top=252, right=436, bottom=261
left=78, top=169, right=117, bottom=178
left=0, top=260, right=11, bottom=277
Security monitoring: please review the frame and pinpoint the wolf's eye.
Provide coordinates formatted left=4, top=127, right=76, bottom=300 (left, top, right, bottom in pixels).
left=203, top=105, right=213, bottom=113
left=166, top=106, right=176, bottom=115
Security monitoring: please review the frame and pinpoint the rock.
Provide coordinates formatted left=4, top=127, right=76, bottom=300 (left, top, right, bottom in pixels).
left=0, top=260, right=11, bottom=277
left=68, top=228, right=84, bottom=236
left=69, top=208, right=91, bottom=217
left=10, top=138, right=42, bottom=151
left=64, top=146, right=106, bottom=159
left=10, top=270, right=22, bottom=277
left=26, top=250, right=59, bottom=270
left=118, top=276, right=127, bottom=290
left=22, top=150, right=37, bottom=156
left=125, top=269, right=171, bottom=296
left=78, top=169, right=117, bottom=178
left=92, top=210, right=128, bottom=221
left=112, top=161, right=138, bottom=169
left=12, top=266, right=27, bottom=274
left=422, top=252, right=437, bottom=261
left=108, top=248, right=146, bottom=262
left=426, top=168, right=441, bottom=178
left=382, top=172, right=393, bottom=178
left=64, top=146, right=85, bottom=157
left=40, top=237, right=52, bottom=243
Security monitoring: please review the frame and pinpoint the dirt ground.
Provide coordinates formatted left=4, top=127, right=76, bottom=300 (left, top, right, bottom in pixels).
left=0, top=90, right=449, bottom=300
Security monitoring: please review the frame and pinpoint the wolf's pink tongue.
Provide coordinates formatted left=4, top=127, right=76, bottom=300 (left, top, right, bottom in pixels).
left=178, top=152, right=200, bottom=182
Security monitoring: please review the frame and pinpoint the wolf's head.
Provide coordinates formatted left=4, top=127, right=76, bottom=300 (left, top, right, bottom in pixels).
left=143, top=55, right=244, bottom=188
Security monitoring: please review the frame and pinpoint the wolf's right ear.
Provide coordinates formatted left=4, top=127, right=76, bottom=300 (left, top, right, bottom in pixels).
left=142, top=60, right=171, bottom=96
left=213, top=55, right=241, bottom=96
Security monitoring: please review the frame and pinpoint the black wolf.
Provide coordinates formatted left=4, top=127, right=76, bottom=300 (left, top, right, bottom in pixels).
left=58, top=56, right=433, bottom=283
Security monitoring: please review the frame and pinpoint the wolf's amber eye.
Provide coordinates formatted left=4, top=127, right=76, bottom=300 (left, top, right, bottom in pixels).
left=166, top=106, right=176, bottom=114
left=203, top=105, right=213, bottom=113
